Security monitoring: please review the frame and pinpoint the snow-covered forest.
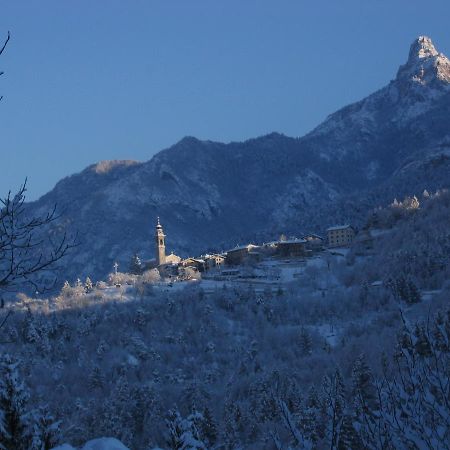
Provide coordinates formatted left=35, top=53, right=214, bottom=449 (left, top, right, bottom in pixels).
left=0, top=190, right=449, bottom=449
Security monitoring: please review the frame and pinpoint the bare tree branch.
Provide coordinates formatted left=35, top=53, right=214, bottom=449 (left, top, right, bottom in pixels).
left=0, top=179, right=78, bottom=294
left=0, top=31, right=10, bottom=57
left=0, top=31, right=10, bottom=102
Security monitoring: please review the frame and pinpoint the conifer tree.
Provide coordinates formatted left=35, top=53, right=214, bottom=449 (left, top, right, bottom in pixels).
left=129, top=253, right=143, bottom=275
left=165, top=409, right=206, bottom=450
left=338, top=414, right=361, bottom=450
left=84, top=277, right=93, bottom=293
left=299, top=326, right=313, bottom=356
left=321, top=368, right=345, bottom=449
left=29, top=405, right=61, bottom=450
left=61, top=281, right=72, bottom=297
left=0, top=355, right=31, bottom=450
left=351, top=353, right=379, bottom=448
left=199, top=407, right=217, bottom=447
left=301, top=386, right=321, bottom=444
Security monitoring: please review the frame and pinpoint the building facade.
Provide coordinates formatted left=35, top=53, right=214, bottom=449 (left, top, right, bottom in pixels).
left=326, top=225, right=355, bottom=248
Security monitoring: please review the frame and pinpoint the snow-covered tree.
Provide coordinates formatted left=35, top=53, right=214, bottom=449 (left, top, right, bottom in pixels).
left=165, top=409, right=207, bottom=450
left=129, top=254, right=143, bottom=275
left=29, top=405, right=61, bottom=450
left=321, top=368, right=345, bottom=449
left=0, top=355, right=31, bottom=450
left=84, top=277, right=93, bottom=293
left=351, top=353, right=380, bottom=448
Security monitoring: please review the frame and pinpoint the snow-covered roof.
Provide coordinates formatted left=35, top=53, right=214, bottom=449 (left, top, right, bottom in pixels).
left=264, top=239, right=306, bottom=246
left=226, top=244, right=259, bottom=253
left=303, top=233, right=324, bottom=240
left=203, top=253, right=226, bottom=259
left=326, top=224, right=353, bottom=232
left=183, top=257, right=205, bottom=264
left=277, top=239, right=307, bottom=245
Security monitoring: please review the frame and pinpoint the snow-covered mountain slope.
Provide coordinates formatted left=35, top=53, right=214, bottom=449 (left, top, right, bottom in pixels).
left=29, top=36, right=450, bottom=281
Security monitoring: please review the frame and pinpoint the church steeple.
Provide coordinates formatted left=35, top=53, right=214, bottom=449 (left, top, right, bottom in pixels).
left=155, top=217, right=166, bottom=266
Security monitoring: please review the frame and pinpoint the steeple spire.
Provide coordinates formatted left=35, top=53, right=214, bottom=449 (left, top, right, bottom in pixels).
left=155, top=216, right=166, bottom=266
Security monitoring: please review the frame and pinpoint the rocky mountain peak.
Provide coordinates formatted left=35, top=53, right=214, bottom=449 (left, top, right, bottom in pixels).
left=396, top=36, right=450, bottom=86
left=408, top=36, right=438, bottom=60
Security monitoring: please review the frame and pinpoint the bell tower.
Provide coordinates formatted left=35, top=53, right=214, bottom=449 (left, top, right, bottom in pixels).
left=155, top=217, right=166, bottom=266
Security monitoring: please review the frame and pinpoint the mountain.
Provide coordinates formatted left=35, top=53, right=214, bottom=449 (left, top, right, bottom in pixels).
left=29, top=36, right=450, bottom=281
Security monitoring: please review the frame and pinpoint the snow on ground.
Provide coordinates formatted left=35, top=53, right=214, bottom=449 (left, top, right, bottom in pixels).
left=52, top=437, right=130, bottom=450
left=316, top=323, right=340, bottom=348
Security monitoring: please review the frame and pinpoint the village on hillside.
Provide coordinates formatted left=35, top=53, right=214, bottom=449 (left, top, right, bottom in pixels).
left=110, top=217, right=374, bottom=294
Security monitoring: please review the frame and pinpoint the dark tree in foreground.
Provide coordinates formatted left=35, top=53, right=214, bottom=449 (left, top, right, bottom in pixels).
left=0, top=180, right=77, bottom=295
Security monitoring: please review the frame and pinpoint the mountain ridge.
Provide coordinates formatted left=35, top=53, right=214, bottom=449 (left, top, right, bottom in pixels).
left=28, top=36, right=450, bottom=281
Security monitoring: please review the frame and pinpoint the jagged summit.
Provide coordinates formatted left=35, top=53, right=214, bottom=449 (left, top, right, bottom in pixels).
left=397, top=36, right=450, bottom=85
left=408, top=36, right=438, bottom=60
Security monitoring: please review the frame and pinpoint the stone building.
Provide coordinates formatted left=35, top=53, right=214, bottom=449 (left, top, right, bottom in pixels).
left=181, top=257, right=206, bottom=272
left=204, top=254, right=226, bottom=271
left=275, top=239, right=307, bottom=257
left=326, top=225, right=355, bottom=248
left=226, top=244, right=261, bottom=265
left=302, top=234, right=325, bottom=251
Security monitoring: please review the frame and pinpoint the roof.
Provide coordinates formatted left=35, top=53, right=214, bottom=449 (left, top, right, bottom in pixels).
left=203, top=253, right=226, bottom=259
left=277, top=239, right=307, bottom=245
left=326, top=224, right=353, bottom=232
left=264, top=239, right=306, bottom=246
left=182, top=257, right=205, bottom=264
left=226, top=244, right=259, bottom=253
left=303, top=233, right=324, bottom=240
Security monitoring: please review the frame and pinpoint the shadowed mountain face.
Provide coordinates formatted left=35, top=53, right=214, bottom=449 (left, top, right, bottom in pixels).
left=30, top=36, right=450, bottom=281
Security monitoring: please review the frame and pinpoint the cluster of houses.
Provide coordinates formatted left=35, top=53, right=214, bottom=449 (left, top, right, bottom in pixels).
left=147, top=218, right=358, bottom=279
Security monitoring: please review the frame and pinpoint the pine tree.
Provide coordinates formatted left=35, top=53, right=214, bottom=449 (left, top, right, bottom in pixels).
left=337, top=414, right=361, bottom=450
left=84, top=277, right=93, bottom=293
left=321, top=368, right=345, bottom=449
left=0, top=355, right=31, bottom=450
left=165, top=409, right=206, bottom=450
left=299, top=326, right=312, bottom=356
left=29, top=405, right=61, bottom=450
left=88, top=365, right=105, bottom=391
left=199, top=407, right=217, bottom=447
left=405, top=278, right=421, bottom=304
left=22, top=308, right=39, bottom=344
left=413, top=323, right=432, bottom=357
left=301, top=386, right=321, bottom=443
left=129, top=253, right=143, bottom=275
left=60, top=280, right=72, bottom=298
left=351, top=353, right=379, bottom=448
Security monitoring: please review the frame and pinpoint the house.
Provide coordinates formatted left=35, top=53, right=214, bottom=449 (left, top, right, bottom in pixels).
left=182, top=257, right=206, bottom=272
left=302, top=234, right=325, bottom=251
left=203, top=254, right=226, bottom=271
left=274, top=239, right=307, bottom=257
left=226, top=244, right=260, bottom=265
left=326, top=225, right=355, bottom=248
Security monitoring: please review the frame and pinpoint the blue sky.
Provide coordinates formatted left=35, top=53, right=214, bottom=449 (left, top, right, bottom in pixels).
left=1, top=0, right=450, bottom=200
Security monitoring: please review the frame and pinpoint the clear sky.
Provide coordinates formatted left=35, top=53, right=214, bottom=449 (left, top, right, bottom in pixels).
left=1, top=0, right=450, bottom=200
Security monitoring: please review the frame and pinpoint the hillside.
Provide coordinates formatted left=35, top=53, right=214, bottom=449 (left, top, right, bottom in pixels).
left=5, top=190, right=450, bottom=449
left=29, top=36, right=450, bottom=282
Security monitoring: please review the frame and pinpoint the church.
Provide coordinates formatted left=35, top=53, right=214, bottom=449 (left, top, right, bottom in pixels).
left=153, top=217, right=181, bottom=270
